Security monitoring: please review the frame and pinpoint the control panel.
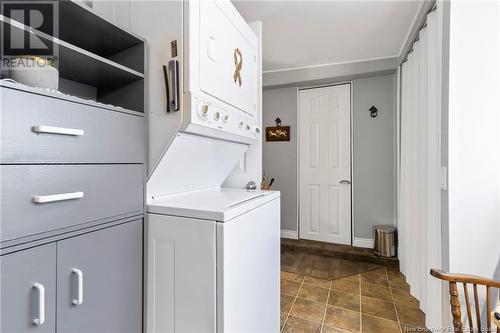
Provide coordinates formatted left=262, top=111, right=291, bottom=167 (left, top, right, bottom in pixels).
left=186, top=95, right=260, bottom=143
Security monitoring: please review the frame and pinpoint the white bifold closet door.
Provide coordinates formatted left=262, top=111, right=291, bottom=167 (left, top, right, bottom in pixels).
left=399, top=4, right=443, bottom=330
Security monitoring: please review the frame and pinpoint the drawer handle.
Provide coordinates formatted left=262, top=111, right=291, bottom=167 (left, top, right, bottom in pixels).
left=72, top=268, right=84, bottom=306
left=33, top=192, right=84, bottom=204
left=33, top=283, right=45, bottom=326
left=32, top=125, right=84, bottom=136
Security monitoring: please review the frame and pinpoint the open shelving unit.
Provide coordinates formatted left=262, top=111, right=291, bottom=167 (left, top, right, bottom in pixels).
left=0, top=0, right=145, bottom=112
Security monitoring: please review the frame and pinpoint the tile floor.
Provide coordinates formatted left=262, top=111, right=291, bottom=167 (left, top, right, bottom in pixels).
left=280, top=267, right=428, bottom=333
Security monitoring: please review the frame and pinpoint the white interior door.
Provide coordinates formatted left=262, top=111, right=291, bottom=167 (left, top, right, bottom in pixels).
left=299, top=84, right=352, bottom=244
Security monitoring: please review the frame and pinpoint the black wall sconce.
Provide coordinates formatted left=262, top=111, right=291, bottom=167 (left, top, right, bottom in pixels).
left=369, top=105, right=378, bottom=118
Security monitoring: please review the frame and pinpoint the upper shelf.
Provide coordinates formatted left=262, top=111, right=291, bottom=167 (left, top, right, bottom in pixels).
left=1, top=16, right=144, bottom=89
left=0, top=1, right=145, bottom=113
left=1, top=0, right=144, bottom=74
left=59, top=1, right=144, bottom=58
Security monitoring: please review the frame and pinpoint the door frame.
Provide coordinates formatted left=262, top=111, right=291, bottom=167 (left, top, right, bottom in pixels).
left=296, top=81, right=354, bottom=245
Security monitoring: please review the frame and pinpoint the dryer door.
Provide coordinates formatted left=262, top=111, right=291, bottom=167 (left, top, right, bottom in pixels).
left=199, top=1, right=258, bottom=117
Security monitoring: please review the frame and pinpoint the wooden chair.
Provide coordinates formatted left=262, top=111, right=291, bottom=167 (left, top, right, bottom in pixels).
left=430, top=268, right=500, bottom=333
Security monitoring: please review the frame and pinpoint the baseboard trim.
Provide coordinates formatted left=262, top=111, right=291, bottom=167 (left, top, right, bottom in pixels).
left=353, top=237, right=374, bottom=249
left=281, top=230, right=298, bottom=239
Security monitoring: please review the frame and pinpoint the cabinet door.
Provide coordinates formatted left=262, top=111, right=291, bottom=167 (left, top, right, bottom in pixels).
left=1, top=244, right=56, bottom=333
left=57, top=220, right=142, bottom=333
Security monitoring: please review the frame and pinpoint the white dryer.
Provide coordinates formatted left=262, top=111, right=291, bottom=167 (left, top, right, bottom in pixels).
left=147, top=189, right=280, bottom=332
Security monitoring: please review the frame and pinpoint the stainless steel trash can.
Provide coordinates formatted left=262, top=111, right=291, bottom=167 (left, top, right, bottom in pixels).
left=373, top=226, right=397, bottom=257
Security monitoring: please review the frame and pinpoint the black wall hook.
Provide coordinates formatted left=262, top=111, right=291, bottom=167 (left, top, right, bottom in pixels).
left=369, top=106, right=378, bottom=118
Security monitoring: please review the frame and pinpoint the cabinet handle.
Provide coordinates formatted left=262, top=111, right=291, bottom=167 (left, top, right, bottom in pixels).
left=33, top=192, right=84, bottom=204
left=33, top=283, right=45, bottom=326
left=32, top=125, right=84, bottom=136
left=72, top=268, right=83, bottom=306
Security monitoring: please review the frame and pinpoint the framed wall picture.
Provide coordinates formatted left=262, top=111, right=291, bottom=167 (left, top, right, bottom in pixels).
left=265, top=126, right=290, bottom=142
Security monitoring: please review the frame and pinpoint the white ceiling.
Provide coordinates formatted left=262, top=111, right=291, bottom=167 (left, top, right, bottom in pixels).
left=233, top=1, right=423, bottom=71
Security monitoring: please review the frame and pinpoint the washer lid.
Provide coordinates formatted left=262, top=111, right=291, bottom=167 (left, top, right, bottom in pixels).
left=147, top=188, right=280, bottom=222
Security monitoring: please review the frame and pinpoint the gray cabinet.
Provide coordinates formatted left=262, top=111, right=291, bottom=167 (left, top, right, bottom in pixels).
left=1, top=164, right=143, bottom=242
left=0, top=220, right=142, bottom=333
left=0, top=87, right=145, bottom=164
left=0, top=244, right=57, bottom=333
left=57, top=220, right=142, bottom=333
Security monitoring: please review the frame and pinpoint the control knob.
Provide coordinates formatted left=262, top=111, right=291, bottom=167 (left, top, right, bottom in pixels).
left=198, top=104, right=209, bottom=120
left=213, top=111, right=221, bottom=121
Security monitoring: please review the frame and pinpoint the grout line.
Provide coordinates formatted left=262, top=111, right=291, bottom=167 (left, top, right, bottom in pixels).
left=319, top=279, right=333, bottom=333
left=359, top=272, right=363, bottom=333
left=281, top=275, right=305, bottom=332
left=386, top=267, right=403, bottom=333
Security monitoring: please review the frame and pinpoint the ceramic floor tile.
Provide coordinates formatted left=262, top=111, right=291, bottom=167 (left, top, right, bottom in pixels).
left=361, top=273, right=390, bottom=288
left=396, top=304, right=425, bottom=327
left=311, top=268, right=331, bottom=280
left=281, top=293, right=295, bottom=313
left=290, top=298, right=326, bottom=323
left=282, top=271, right=305, bottom=283
left=281, top=250, right=382, bottom=281
left=361, top=314, right=400, bottom=333
left=344, top=274, right=360, bottom=282
left=361, top=296, right=398, bottom=321
left=392, top=288, right=419, bottom=308
left=323, top=306, right=361, bottom=333
left=328, top=290, right=360, bottom=312
left=400, top=323, right=431, bottom=332
left=281, top=278, right=302, bottom=296
left=281, top=312, right=288, bottom=330
left=322, top=325, right=350, bottom=333
left=282, top=315, right=321, bottom=333
left=304, top=276, right=331, bottom=289
left=298, top=283, right=329, bottom=304
left=364, top=268, right=387, bottom=276
left=387, top=271, right=407, bottom=284
left=329, top=260, right=382, bottom=281
left=361, top=283, right=392, bottom=302
left=280, top=245, right=429, bottom=333
left=331, top=278, right=360, bottom=295
left=389, top=279, right=411, bottom=291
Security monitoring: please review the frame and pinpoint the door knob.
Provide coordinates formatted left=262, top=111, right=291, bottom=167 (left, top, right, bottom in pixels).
left=339, top=180, right=351, bottom=185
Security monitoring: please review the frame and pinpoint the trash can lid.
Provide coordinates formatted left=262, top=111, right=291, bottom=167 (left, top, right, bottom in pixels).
left=373, top=225, right=397, bottom=233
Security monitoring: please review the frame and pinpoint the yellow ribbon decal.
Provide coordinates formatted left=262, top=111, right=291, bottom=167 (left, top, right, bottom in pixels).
left=233, top=48, right=242, bottom=87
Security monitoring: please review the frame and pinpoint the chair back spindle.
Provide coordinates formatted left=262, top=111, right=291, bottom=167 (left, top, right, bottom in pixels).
left=430, top=269, right=500, bottom=333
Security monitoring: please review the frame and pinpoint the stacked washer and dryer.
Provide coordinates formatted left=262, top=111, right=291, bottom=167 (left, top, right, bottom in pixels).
left=130, top=1, right=280, bottom=332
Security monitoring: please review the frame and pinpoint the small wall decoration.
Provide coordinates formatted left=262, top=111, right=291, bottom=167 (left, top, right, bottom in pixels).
left=233, top=48, right=242, bottom=87
left=369, top=105, right=378, bottom=118
left=266, top=117, right=290, bottom=142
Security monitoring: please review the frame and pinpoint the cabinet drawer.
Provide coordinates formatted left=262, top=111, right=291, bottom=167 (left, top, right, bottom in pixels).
left=0, top=87, right=144, bottom=163
left=1, top=164, right=143, bottom=242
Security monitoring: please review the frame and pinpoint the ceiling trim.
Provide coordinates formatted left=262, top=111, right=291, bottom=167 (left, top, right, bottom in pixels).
left=263, top=55, right=400, bottom=74
left=263, top=56, right=399, bottom=88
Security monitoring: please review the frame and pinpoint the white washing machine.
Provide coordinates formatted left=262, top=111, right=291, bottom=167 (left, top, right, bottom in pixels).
left=136, top=0, right=280, bottom=331
left=146, top=188, right=280, bottom=332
